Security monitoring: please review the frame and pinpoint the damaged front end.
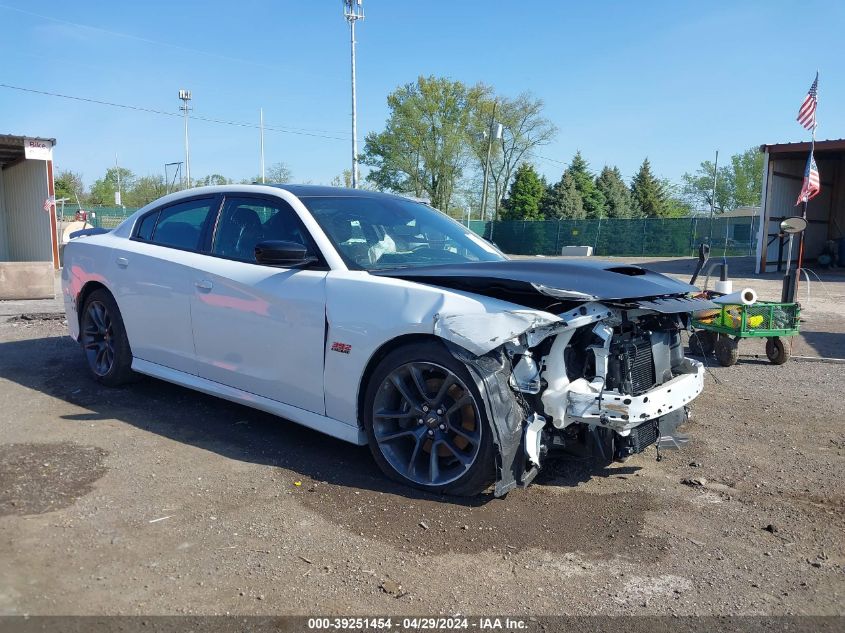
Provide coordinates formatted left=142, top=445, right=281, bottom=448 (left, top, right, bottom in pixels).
left=377, top=260, right=716, bottom=496
left=444, top=299, right=706, bottom=496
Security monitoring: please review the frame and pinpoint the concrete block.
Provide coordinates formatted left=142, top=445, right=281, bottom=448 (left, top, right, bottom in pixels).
left=560, top=245, right=593, bottom=256
left=0, top=261, right=55, bottom=300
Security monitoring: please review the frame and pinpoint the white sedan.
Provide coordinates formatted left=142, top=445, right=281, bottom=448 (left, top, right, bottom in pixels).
left=62, top=185, right=710, bottom=496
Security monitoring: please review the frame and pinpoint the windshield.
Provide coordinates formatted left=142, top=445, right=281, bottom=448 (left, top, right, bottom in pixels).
left=299, top=195, right=506, bottom=270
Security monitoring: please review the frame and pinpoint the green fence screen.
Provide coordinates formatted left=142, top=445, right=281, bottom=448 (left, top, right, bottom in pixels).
left=60, top=204, right=758, bottom=258
left=467, top=216, right=759, bottom=258
left=60, top=204, right=138, bottom=229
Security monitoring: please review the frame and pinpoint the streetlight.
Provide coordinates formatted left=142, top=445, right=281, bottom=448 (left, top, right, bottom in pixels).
left=343, top=0, right=364, bottom=188
left=178, top=89, right=192, bottom=188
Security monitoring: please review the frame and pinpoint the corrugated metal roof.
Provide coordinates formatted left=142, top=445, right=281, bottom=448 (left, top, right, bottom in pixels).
left=761, top=138, right=845, bottom=155
left=0, top=134, right=57, bottom=167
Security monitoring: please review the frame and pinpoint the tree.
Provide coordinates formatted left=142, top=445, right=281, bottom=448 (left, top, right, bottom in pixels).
left=661, top=178, right=694, bottom=218
left=363, top=75, right=484, bottom=211
left=242, top=162, right=291, bottom=185
left=54, top=169, right=85, bottom=203
left=681, top=160, right=731, bottom=213
left=681, top=146, right=763, bottom=213
left=127, top=175, right=167, bottom=206
left=195, top=174, right=231, bottom=187
left=330, top=170, right=354, bottom=188
left=266, top=162, right=292, bottom=183
left=468, top=92, right=557, bottom=219
left=89, top=167, right=135, bottom=206
left=541, top=171, right=584, bottom=219
left=728, top=147, right=764, bottom=207
left=595, top=166, right=634, bottom=218
left=631, top=158, right=670, bottom=218
left=564, top=152, right=606, bottom=219
left=500, top=163, right=546, bottom=220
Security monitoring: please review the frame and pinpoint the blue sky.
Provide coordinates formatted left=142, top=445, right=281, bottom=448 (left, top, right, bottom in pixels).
left=1, top=0, right=843, bottom=191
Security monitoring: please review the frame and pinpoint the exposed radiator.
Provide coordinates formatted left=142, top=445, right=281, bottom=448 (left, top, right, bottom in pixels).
left=607, top=335, right=656, bottom=396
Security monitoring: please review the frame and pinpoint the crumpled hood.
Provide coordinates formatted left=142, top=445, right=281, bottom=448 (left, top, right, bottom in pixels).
left=371, top=259, right=699, bottom=301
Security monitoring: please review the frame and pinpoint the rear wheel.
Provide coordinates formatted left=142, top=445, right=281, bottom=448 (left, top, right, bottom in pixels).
left=689, top=330, right=716, bottom=356
left=79, top=289, right=135, bottom=386
left=363, top=342, right=496, bottom=496
left=714, top=335, right=739, bottom=367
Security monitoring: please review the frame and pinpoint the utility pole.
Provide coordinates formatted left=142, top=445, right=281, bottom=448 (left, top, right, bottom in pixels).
left=343, top=0, right=364, bottom=188
left=179, top=89, right=192, bottom=188
left=259, top=107, right=266, bottom=184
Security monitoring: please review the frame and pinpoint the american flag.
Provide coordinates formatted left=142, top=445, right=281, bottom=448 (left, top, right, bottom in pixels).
left=797, top=72, right=818, bottom=130
left=795, top=152, right=820, bottom=205
left=43, top=195, right=55, bottom=212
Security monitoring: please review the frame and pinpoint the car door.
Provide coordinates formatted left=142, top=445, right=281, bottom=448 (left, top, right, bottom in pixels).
left=189, top=194, right=328, bottom=415
left=111, top=195, right=219, bottom=375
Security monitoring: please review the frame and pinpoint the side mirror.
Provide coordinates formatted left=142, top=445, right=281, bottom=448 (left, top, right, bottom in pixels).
left=254, top=240, right=311, bottom=266
left=780, top=217, right=808, bottom=234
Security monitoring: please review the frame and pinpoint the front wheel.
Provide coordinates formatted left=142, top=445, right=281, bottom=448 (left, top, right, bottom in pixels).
left=363, top=341, right=496, bottom=496
left=79, top=289, right=136, bottom=386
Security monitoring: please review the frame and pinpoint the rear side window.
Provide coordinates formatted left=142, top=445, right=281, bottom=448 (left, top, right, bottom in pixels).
left=148, top=199, right=214, bottom=251
left=135, top=212, right=158, bottom=241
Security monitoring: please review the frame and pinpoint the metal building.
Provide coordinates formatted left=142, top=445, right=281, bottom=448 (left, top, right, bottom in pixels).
left=0, top=134, right=58, bottom=299
left=757, top=138, right=845, bottom=273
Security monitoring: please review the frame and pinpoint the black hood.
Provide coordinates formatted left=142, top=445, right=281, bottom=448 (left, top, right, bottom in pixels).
left=371, top=259, right=699, bottom=302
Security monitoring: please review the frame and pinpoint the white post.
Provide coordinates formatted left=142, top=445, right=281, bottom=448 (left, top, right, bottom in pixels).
left=344, top=1, right=364, bottom=189
left=350, top=18, right=359, bottom=188
left=260, top=107, right=266, bottom=184
left=179, top=89, right=192, bottom=188
left=184, top=107, right=191, bottom=187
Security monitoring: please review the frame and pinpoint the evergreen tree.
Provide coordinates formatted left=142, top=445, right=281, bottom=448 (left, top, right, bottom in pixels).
left=630, top=158, right=669, bottom=218
left=500, top=163, right=546, bottom=220
left=541, top=171, right=584, bottom=219
left=567, top=151, right=606, bottom=219
left=595, top=166, right=634, bottom=218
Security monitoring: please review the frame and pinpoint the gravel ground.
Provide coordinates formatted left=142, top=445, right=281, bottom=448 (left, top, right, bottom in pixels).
left=0, top=314, right=842, bottom=617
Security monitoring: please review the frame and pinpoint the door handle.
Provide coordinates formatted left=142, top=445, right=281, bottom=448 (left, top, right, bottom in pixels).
left=194, top=279, right=214, bottom=291
left=116, top=256, right=129, bottom=268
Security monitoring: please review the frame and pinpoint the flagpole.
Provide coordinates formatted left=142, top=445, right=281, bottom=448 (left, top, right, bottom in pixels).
left=795, top=128, right=814, bottom=292
left=792, top=70, right=819, bottom=303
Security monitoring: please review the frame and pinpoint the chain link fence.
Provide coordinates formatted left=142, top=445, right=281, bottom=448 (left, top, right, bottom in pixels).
left=468, top=215, right=760, bottom=258
left=59, top=204, right=138, bottom=229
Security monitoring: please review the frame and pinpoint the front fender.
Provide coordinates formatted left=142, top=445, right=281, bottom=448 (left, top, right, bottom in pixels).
left=322, top=271, right=557, bottom=428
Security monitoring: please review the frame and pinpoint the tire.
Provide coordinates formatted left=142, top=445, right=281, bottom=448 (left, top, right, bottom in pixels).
left=79, top=289, right=136, bottom=386
left=714, top=335, right=739, bottom=367
left=766, top=337, right=790, bottom=365
left=689, top=330, right=716, bottom=356
left=362, top=341, right=496, bottom=496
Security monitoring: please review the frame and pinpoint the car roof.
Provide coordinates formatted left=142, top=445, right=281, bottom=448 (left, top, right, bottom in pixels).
left=271, top=184, right=421, bottom=202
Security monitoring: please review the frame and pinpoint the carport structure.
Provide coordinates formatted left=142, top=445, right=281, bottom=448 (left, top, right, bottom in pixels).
left=0, top=134, right=58, bottom=299
left=757, top=138, right=845, bottom=273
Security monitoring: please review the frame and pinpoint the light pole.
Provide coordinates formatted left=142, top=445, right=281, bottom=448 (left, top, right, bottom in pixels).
left=178, top=89, right=192, bottom=188
left=343, top=0, right=364, bottom=188
left=259, top=107, right=266, bottom=184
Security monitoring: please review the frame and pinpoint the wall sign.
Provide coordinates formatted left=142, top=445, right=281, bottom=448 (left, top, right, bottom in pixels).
left=23, top=138, right=54, bottom=161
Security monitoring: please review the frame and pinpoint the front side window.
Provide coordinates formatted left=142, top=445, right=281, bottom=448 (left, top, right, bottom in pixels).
left=147, top=198, right=215, bottom=250
left=300, top=196, right=506, bottom=270
left=212, top=197, right=317, bottom=263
